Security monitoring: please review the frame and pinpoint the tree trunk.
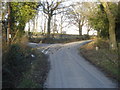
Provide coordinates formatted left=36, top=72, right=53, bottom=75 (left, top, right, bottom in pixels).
left=7, top=2, right=11, bottom=44
left=108, top=17, right=117, bottom=50
left=33, top=19, right=35, bottom=33
left=60, top=15, right=63, bottom=34
left=35, top=15, right=38, bottom=33
left=87, top=29, right=90, bottom=35
left=28, top=22, right=31, bottom=38
left=100, top=1, right=118, bottom=50
left=47, top=15, right=52, bottom=38
left=78, top=21, right=82, bottom=36
left=60, top=19, right=62, bottom=38
left=44, top=18, right=46, bottom=34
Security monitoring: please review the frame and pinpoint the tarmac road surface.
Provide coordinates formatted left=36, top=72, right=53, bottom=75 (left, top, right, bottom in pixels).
left=28, top=41, right=117, bottom=88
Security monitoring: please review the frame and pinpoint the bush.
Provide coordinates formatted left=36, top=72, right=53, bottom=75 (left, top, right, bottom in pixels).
left=2, top=44, right=32, bottom=88
left=82, top=34, right=90, bottom=40
left=18, top=51, right=49, bottom=88
left=2, top=43, right=49, bottom=88
left=94, top=38, right=109, bottom=49
left=29, top=38, right=42, bottom=43
left=29, top=34, right=91, bottom=44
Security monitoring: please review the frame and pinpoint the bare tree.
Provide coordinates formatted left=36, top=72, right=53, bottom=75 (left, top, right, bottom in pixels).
left=40, top=0, right=63, bottom=38
left=87, top=26, right=92, bottom=35
left=35, top=14, right=38, bottom=34
left=43, top=16, right=47, bottom=34
left=59, top=9, right=68, bottom=34
left=51, top=12, right=57, bottom=35
left=41, top=12, right=48, bottom=35
left=66, top=2, right=86, bottom=36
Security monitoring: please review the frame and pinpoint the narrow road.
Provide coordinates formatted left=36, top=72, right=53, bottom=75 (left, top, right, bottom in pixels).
left=28, top=41, right=117, bottom=88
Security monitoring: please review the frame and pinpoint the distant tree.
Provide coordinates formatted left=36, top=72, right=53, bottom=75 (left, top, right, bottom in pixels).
left=39, top=0, right=64, bottom=38
left=57, top=9, right=68, bottom=37
left=66, top=2, right=86, bottom=36
left=59, top=11, right=68, bottom=35
left=86, top=25, right=92, bottom=35
left=78, top=2, right=109, bottom=38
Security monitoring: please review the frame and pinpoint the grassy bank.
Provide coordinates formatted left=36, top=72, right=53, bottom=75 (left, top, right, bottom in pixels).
left=17, top=49, right=49, bottom=88
left=80, top=38, right=119, bottom=82
left=2, top=42, right=49, bottom=88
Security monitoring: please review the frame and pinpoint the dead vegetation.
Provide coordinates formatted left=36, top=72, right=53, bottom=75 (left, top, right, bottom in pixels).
left=2, top=36, right=49, bottom=88
left=80, top=38, right=119, bottom=82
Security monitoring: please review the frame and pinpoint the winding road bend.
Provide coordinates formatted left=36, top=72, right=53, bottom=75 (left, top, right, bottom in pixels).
left=28, top=41, right=117, bottom=88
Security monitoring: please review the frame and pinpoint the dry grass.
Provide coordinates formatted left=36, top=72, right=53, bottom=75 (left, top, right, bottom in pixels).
left=17, top=50, right=49, bottom=88
left=80, top=39, right=119, bottom=82
left=17, top=49, right=49, bottom=88
left=2, top=36, right=50, bottom=88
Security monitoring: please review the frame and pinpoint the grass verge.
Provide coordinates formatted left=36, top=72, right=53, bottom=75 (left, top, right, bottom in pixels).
left=17, top=49, right=49, bottom=88
left=80, top=39, right=120, bottom=82
left=2, top=43, right=49, bottom=88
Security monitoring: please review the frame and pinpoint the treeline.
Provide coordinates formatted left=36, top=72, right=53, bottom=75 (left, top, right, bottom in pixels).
left=2, top=1, right=120, bottom=50
left=66, top=2, right=120, bottom=50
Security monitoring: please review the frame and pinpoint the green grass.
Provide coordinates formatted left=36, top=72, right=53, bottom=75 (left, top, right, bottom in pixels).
left=100, top=60, right=118, bottom=77
left=17, top=71, right=42, bottom=88
left=18, top=78, right=39, bottom=88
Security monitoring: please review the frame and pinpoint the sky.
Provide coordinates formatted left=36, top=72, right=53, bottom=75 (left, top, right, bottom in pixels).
left=24, top=0, right=97, bottom=35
